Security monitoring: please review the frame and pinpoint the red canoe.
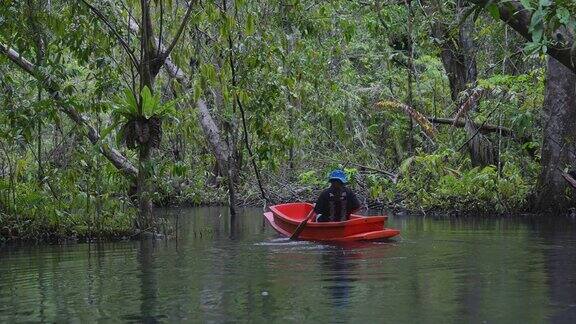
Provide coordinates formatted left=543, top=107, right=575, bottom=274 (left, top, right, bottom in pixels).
left=263, top=202, right=400, bottom=241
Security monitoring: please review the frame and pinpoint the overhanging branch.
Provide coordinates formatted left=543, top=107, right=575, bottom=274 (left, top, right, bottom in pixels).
left=0, top=42, right=138, bottom=177
left=0, top=43, right=35, bottom=74
left=465, top=0, right=576, bottom=73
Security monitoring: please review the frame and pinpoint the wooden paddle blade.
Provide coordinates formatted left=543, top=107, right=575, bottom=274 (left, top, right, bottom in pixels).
left=290, top=221, right=308, bottom=240
left=290, top=209, right=315, bottom=240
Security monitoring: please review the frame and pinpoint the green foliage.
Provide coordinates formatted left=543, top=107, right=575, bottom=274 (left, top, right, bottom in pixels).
left=397, top=151, right=533, bottom=212
left=0, top=0, right=556, bottom=241
left=0, top=157, right=135, bottom=241
left=344, top=167, right=359, bottom=185
left=484, top=0, right=576, bottom=55
left=110, top=87, right=176, bottom=123
left=364, top=174, right=396, bottom=202
left=298, top=170, right=324, bottom=187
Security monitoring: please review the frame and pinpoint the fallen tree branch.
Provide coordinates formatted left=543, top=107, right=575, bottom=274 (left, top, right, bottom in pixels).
left=452, top=88, right=484, bottom=122
left=348, top=162, right=398, bottom=183
left=428, top=117, right=514, bottom=137
left=558, top=167, right=576, bottom=191
left=377, top=100, right=438, bottom=138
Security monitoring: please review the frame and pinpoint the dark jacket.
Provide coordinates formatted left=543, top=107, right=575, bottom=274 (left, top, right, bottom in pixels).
left=313, top=186, right=361, bottom=222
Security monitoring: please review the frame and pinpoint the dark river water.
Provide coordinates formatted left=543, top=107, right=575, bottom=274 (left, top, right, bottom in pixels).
left=1, top=207, right=576, bottom=323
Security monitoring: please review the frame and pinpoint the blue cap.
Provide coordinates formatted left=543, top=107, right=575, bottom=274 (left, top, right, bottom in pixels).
left=328, top=169, right=348, bottom=184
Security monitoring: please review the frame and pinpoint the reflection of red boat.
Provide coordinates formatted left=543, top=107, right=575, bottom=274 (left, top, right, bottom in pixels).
left=264, top=202, right=400, bottom=241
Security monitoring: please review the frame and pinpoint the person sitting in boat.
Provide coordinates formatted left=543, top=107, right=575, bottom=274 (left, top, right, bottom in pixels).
left=313, top=169, right=361, bottom=222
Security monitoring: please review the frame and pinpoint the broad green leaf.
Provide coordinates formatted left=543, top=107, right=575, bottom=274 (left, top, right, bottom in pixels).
left=123, top=88, right=138, bottom=114
left=101, top=120, right=122, bottom=140
left=200, top=64, right=217, bottom=83
left=520, top=0, right=533, bottom=9
left=206, top=3, right=219, bottom=21
left=557, top=7, right=571, bottom=25
left=238, top=89, right=249, bottom=104
left=140, top=86, right=156, bottom=119
left=245, top=13, right=255, bottom=35
left=116, top=125, right=126, bottom=147
left=156, top=100, right=176, bottom=117
left=529, top=8, right=544, bottom=42
left=226, top=15, right=236, bottom=33
left=487, top=4, right=500, bottom=20
left=523, top=41, right=542, bottom=54
left=193, top=80, right=202, bottom=101
left=532, top=27, right=543, bottom=43
left=530, top=8, right=543, bottom=32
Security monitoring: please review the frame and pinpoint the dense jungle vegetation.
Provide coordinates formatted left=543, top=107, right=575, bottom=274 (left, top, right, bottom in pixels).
left=1, top=0, right=575, bottom=241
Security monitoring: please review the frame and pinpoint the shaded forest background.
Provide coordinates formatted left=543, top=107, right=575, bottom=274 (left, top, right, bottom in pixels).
left=1, top=0, right=575, bottom=240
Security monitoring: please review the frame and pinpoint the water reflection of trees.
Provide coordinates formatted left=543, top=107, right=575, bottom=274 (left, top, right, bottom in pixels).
left=2, top=209, right=576, bottom=323
left=319, top=247, right=359, bottom=310
left=532, top=217, right=576, bottom=322
left=136, top=239, right=162, bottom=323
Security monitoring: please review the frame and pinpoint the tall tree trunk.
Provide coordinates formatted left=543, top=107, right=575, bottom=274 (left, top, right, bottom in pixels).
left=431, top=1, right=495, bottom=166
left=537, top=58, right=576, bottom=211
left=214, top=65, right=239, bottom=214
left=137, top=144, right=154, bottom=230
left=457, top=0, right=478, bottom=96
left=432, top=1, right=477, bottom=101
left=136, top=0, right=160, bottom=231
left=140, top=0, right=156, bottom=91
left=27, top=0, right=47, bottom=186
left=433, top=27, right=467, bottom=101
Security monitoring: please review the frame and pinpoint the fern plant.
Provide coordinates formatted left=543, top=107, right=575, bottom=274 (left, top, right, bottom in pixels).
left=106, top=86, right=176, bottom=150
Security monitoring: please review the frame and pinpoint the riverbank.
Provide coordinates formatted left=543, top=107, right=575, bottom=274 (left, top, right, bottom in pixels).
left=1, top=205, right=568, bottom=245
left=0, top=196, right=544, bottom=245
left=0, top=161, right=554, bottom=244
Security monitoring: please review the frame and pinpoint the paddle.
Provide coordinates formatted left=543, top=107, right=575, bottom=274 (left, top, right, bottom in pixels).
left=290, top=209, right=316, bottom=240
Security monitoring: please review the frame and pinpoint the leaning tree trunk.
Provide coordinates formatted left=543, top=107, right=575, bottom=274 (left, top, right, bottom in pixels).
left=537, top=58, right=576, bottom=211
left=197, top=98, right=237, bottom=215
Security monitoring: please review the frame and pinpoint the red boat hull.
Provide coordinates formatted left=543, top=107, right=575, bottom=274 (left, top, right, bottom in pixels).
left=264, top=202, right=400, bottom=241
